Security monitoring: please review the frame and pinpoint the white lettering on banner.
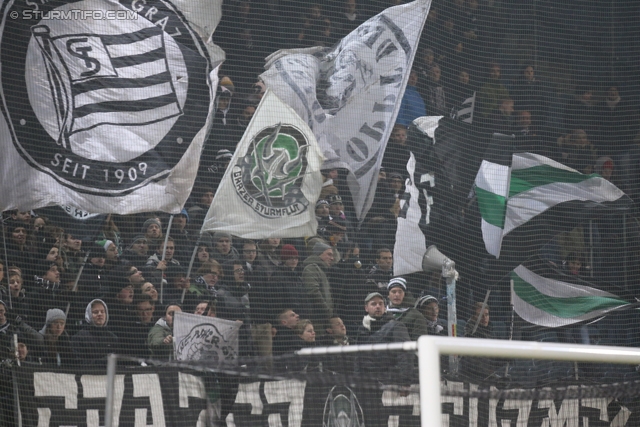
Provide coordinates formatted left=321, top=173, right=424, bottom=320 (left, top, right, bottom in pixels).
left=441, top=381, right=465, bottom=427
left=81, top=375, right=125, bottom=427
left=227, top=380, right=307, bottom=427
left=232, top=382, right=263, bottom=416
left=582, top=397, right=612, bottom=425
left=264, top=380, right=306, bottom=427
left=538, top=386, right=580, bottom=427
left=178, top=373, right=208, bottom=427
left=611, top=406, right=632, bottom=427
left=501, top=392, right=533, bottom=427
left=132, top=374, right=166, bottom=427
left=469, top=383, right=479, bottom=427
left=489, top=385, right=499, bottom=427
left=34, top=373, right=77, bottom=425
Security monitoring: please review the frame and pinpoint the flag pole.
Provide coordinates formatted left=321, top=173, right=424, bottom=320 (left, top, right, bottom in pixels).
left=160, top=215, right=174, bottom=305
left=65, top=250, right=91, bottom=317
left=182, top=233, right=202, bottom=304
left=471, top=289, right=491, bottom=336
left=505, top=279, right=515, bottom=377
left=1, top=221, right=12, bottom=309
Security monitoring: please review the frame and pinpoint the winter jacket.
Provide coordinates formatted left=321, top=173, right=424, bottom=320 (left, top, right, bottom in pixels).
left=353, top=314, right=414, bottom=385
left=147, top=318, right=173, bottom=360
left=71, top=299, right=119, bottom=365
left=301, top=255, right=333, bottom=330
left=388, top=304, right=429, bottom=341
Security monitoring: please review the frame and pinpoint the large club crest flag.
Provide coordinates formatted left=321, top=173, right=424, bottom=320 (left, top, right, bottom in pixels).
left=261, top=0, right=430, bottom=220
left=201, top=90, right=324, bottom=239
left=0, top=0, right=221, bottom=214
left=173, top=312, right=241, bottom=364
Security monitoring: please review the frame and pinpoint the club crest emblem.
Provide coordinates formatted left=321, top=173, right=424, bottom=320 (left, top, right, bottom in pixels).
left=232, top=123, right=312, bottom=218
left=0, top=0, right=211, bottom=195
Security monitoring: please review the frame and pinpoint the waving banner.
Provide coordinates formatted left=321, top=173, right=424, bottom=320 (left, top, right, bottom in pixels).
left=201, top=90, right=324, bottom=239
left=261, top=0, right=430, bottom=220
left=0, top=0, right=220, bottom=214
left=173, top=311, right=241, bottom=364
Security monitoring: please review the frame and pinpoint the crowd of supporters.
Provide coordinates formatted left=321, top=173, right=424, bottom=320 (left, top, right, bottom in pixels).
left=2, top=0, right=640, bottom=400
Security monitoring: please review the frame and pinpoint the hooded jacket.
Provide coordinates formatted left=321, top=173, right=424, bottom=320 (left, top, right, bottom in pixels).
left=71, top=299, right=119, bottom=365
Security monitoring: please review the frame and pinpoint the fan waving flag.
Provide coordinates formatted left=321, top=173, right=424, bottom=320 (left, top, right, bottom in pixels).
left=0, top=0, right=221, bottom=214
left=511, top=263, right=634, bottom=328
left=201, top=90, right=324, bottom=239
left=476, top=143, right=630, bottom=258
left=261, top=0, right=431, bottom=220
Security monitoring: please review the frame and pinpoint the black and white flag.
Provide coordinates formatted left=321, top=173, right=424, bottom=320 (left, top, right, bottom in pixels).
left=0, top=0, right=221, bottom=214
left=261, top=0, right=431, bottom=220
left=451, top=92, right=475, bottom=123
left=173, top=312, right=241, bottom=365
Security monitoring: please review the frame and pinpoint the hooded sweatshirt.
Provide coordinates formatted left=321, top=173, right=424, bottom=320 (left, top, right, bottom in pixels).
left=71, top=299, right=119, bottom=365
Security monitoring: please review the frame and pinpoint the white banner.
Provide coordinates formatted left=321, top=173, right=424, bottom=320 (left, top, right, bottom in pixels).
left=0, top=0, right=219, bottom=214
left=201, top=90, right=324, bottom=238
left=173, top=312, right=241, bottom=364
left=261, top=0, right=430, bottom=220
left=394, top=153, right=428, bottom=276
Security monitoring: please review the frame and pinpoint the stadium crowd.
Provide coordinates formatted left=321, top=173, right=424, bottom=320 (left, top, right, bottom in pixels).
left=2, top=0, right=640, bottom=407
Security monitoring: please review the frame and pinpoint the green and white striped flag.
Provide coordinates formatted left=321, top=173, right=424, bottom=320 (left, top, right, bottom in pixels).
left=475, top=150, right=627, bottom=258
left=511, top=265, right=632, bottom=327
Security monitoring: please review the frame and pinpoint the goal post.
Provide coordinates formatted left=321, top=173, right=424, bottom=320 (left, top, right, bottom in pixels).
left=417, top=336, right=640, bottom=427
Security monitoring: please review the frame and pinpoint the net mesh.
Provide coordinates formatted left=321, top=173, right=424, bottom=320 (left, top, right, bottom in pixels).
left=1, top=0, right=640, bottom=425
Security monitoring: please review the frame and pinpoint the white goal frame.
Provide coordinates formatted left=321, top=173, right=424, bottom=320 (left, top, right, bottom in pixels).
left=418, top=336, right=640, bottom=427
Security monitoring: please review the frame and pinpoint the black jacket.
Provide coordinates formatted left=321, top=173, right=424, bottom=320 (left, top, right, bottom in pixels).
left=353, top=314, right=415, bottom=385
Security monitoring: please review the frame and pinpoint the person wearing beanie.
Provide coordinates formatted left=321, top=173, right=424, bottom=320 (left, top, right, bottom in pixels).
left=211, top=231, right=240, bottom=264
left=315, top=199, right=333, bottom=232
left=301, top=239, right=335, bottom=332
left=306, top=210, right=345, bottom=262
left=386, top=277, right=428, bottom=340
left=120, top=235, right=150, bottom=268
left=280, top=244, right=299, bottom=263
left=415, top=295, right=445, bottom=336
left=96, top=239, right=118, bottom=263
left=39, top=308, right=73, bottom=367
left=142, top=218, right=163, bottom=248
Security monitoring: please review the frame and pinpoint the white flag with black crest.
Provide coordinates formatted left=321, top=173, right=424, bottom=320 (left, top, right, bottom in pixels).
left=261, top=0, right=431, bottom=220
left=0, top=0, right=222, bottom=214
left=201, top=90, right=324, bottom=239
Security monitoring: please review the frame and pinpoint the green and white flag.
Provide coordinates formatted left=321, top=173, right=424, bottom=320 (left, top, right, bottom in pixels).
left=511, top=265, right=632, bottom=327
left=201, top=90, right=324, bottom=239
left=476, top=150, right=627, bottom=258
